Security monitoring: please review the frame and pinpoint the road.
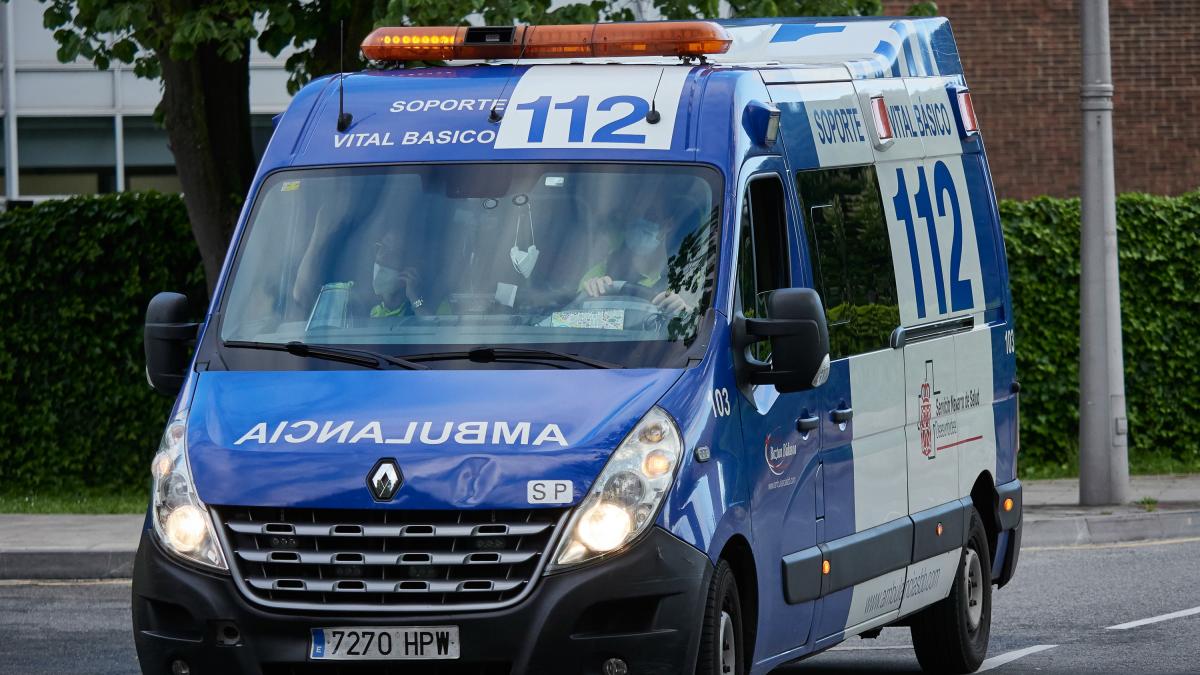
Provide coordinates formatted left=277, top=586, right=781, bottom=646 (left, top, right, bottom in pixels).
left=3, top=537, right=1200, bottom=674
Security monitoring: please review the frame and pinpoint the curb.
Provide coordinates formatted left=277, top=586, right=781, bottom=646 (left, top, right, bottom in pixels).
left=0, top=550, right=134, bottom=580
left=1022, top=508, right=1200, bottom=548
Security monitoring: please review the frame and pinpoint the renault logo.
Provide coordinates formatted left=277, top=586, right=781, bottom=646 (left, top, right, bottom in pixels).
left=367, top=458, right=403, bottom=501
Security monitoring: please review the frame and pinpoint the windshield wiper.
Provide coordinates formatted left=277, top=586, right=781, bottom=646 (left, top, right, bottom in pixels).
left=405, top=346, right=620, bottom=369
left=223, top=340, right=429, bottom=370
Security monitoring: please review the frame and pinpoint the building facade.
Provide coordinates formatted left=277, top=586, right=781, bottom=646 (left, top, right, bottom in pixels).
left=884, top=0, right=1199, bottom=199
left=0, top=0, right=292, bottom=203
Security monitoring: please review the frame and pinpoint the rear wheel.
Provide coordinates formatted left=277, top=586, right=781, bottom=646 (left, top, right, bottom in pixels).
left=911, top=507, right=992, bottom=673
left=696, top=559, right=744, bottom=675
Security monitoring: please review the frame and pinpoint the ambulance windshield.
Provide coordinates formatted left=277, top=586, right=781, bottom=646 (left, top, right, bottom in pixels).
left=218, top=163, right=721, bottom=369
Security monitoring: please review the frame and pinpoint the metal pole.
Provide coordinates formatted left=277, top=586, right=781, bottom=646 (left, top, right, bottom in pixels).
left=1079, top=0, right=1129, bottom=505
left=113, top=64, right=125, bottom=192
left=2, top=1, right=19, bottom=199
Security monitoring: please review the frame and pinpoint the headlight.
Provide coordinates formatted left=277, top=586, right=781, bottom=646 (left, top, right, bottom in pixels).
left=549, top=406, right=683, bottom=570
left=150, top=413, right=227, bottom=570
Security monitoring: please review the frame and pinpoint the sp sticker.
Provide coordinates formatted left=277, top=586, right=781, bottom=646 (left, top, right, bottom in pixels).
left=527, top=480, right=573, bottom=504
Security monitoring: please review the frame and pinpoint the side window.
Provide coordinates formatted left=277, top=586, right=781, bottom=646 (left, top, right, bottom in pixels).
left=735, top=175, right=790, bottom=361
left=797, top=167, right=900, bottom=360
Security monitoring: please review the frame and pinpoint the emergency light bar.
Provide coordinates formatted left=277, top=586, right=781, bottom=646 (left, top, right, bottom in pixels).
left=361, top=22, right=733, bottom=62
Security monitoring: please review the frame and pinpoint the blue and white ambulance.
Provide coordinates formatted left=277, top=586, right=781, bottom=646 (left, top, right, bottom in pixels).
left=134, top=17, right=1021, bottom=675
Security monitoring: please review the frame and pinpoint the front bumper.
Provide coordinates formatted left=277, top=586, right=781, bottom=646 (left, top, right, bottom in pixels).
left=132, top=525, right=712, bottom=675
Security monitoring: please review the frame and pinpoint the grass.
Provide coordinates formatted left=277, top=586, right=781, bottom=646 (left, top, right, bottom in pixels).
left=0, top=487, right=148, bottom=514
left=1019, top=453, right=1200, bottom=481
left=1137, top=496, right=1159, bottom=512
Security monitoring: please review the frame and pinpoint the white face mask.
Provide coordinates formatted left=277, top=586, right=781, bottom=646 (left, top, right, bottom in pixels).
left=510, top=244, right=539, bottom=279
left=372, top=263, right=404, bottom=297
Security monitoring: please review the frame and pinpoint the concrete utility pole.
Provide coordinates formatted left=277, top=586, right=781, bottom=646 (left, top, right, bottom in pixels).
left=1078, top=0, right=1129, bottom=505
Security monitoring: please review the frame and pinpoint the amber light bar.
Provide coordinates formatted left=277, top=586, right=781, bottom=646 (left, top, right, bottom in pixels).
left=361, top=22, right=733, bottom=62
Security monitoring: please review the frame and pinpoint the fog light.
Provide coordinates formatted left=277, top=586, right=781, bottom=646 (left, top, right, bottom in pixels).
left=602, top=657, right=628, bottom=675
left=165, top=504, right=207, bottom=553
left=171, top=659, right=190, bottom=675
left=576, top=502, right=632, bottom=553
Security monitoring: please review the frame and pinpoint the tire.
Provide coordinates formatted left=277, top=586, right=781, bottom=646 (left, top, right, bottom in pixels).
left=696, top=559, right=745, bottom=675
left=910, top=507, right=993, bottom=674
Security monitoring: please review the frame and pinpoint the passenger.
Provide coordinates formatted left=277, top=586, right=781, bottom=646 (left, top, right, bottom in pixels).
left=368, top=230, right=435, bottom=317
left=579, top=212, right=693, bottom=315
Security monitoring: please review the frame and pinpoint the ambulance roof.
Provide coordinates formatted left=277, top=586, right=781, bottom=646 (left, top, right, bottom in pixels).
left=258, top=17, right=964, bottom=175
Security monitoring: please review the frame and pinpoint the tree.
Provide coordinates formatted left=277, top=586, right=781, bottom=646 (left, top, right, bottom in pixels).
left=41, top=0, right=935, bottom=292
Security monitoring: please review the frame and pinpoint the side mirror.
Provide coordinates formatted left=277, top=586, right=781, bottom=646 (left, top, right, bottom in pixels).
left=144, top=292, right=199, bottom=397
left=740, top=288, right=831, bottom=393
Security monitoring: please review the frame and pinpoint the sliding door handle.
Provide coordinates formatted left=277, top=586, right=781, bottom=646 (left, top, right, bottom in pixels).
left=796, top=415, right=820, bottom=432
left=830, top=407, right=853, bottom=424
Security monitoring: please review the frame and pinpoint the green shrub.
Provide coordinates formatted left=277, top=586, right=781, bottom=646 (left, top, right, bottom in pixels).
left=0, top=190, right=1196, bottom=492
left=1002, top=191, right=1200, bottom=477
left=0, top=193, right=204, bottom=491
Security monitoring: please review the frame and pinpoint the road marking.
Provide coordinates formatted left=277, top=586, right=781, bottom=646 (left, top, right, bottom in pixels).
left=1107, top=605, right=1200, bottom=631
left=1024, top=535, right=1200, bottom=552
left=976, top=644, right=1057, bottom=672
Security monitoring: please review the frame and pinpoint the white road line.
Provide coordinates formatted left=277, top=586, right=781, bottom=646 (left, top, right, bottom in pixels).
left=976, top=644, right=1057, bottom=672
left=1024, top=535, right=1200, bottom=552
left=1107, top=605, right=1200, bottom=631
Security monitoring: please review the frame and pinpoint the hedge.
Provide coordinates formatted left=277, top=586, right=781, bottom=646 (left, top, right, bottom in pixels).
left=0, top=190, right=1196, bottom=492
left=1001, top=192, right=1200, bottom=477
left=0, top=193, right=205, bottom=491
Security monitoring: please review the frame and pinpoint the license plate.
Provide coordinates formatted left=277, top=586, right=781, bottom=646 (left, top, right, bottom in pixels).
left=310, top=626, right=460, bottom=660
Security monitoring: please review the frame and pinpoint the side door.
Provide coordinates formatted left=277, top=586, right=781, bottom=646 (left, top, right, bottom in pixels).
left=734, top=167, right=824, bottom=660
left=796, top=166, right=911, bottom=640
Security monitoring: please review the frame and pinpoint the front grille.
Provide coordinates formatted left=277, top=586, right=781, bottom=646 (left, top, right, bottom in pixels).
left=215, top=506, right=566, bottom=611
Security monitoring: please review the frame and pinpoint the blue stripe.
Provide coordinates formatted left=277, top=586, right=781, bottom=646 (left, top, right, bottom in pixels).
left=771, top=24, right=846, bottom=42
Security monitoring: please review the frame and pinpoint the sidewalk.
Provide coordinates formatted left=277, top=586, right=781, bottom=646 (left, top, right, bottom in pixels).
left=1022, top=475, right=1200, bottom=547
left=1, top=476, right=1198, bottom=579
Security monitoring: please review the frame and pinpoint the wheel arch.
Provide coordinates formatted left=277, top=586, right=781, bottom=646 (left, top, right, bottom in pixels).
left=718, top=534, right=758, bottom=671
left=969, top=471, right=999, bottom=565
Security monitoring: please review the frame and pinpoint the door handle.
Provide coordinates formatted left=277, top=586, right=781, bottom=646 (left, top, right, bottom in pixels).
left=830, top=406, right=853, bottom=424
left=796, top=415, right=820, bottom=433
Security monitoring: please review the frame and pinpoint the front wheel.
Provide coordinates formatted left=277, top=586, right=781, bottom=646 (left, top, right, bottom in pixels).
left=696, top=559, right=744, bottom=675
left=910, top=507, right=993, bottom=673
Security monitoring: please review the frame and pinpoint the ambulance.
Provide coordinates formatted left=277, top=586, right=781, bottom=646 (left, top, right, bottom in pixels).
left=134, top=17, right=1021, bottom=675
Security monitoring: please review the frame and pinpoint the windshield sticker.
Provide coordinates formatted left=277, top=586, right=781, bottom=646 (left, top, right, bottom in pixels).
left=550, top=309, right=624, bottom=330
left=233, top=420, right=569, bottom=447
left=281, top=180, right=301, bottom=192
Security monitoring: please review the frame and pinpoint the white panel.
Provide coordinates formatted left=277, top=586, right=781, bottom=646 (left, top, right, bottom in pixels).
left=250, top=66, right=293, bottom=113
left=904, top=337, right=959, bottom=513
left=843, top=568, right=907, bottom=629
left=118, top=71, right=163, bottom=114
left=759, top=66, right=851, bottom=84
left=877, top=157, right=983, bottom=327
left=13, top=0, right=71, bottom=65
left=852, top=78, right=923, bottom=162
left=955, top=325, right=997, bottom=495
left=15, top=70, right=113, bottom=111
left=898, top=548, right=960, bottom=615
left=848, top=348, right=907, bottom=531
left=904, top=77, right=961, bottom=158
left=495, top=65, right=689, bottom=150
left=784, top=81, right=875, bottom=168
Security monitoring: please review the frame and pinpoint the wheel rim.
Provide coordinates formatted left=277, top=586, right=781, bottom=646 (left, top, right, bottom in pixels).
left=963, top=547, right=984, bottom=631
left=719, top=609, right=737, bottom=674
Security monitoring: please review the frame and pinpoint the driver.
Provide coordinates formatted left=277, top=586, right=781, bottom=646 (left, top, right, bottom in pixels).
left=579, top=213, right=692, bottom=315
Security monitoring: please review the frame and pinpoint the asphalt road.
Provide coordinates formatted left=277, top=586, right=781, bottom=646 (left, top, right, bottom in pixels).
left=3, top=538, right=1200, bottom=674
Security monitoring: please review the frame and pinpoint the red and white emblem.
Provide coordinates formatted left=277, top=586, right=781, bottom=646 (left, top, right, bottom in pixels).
left=918, top=362, right=934, bottom=457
